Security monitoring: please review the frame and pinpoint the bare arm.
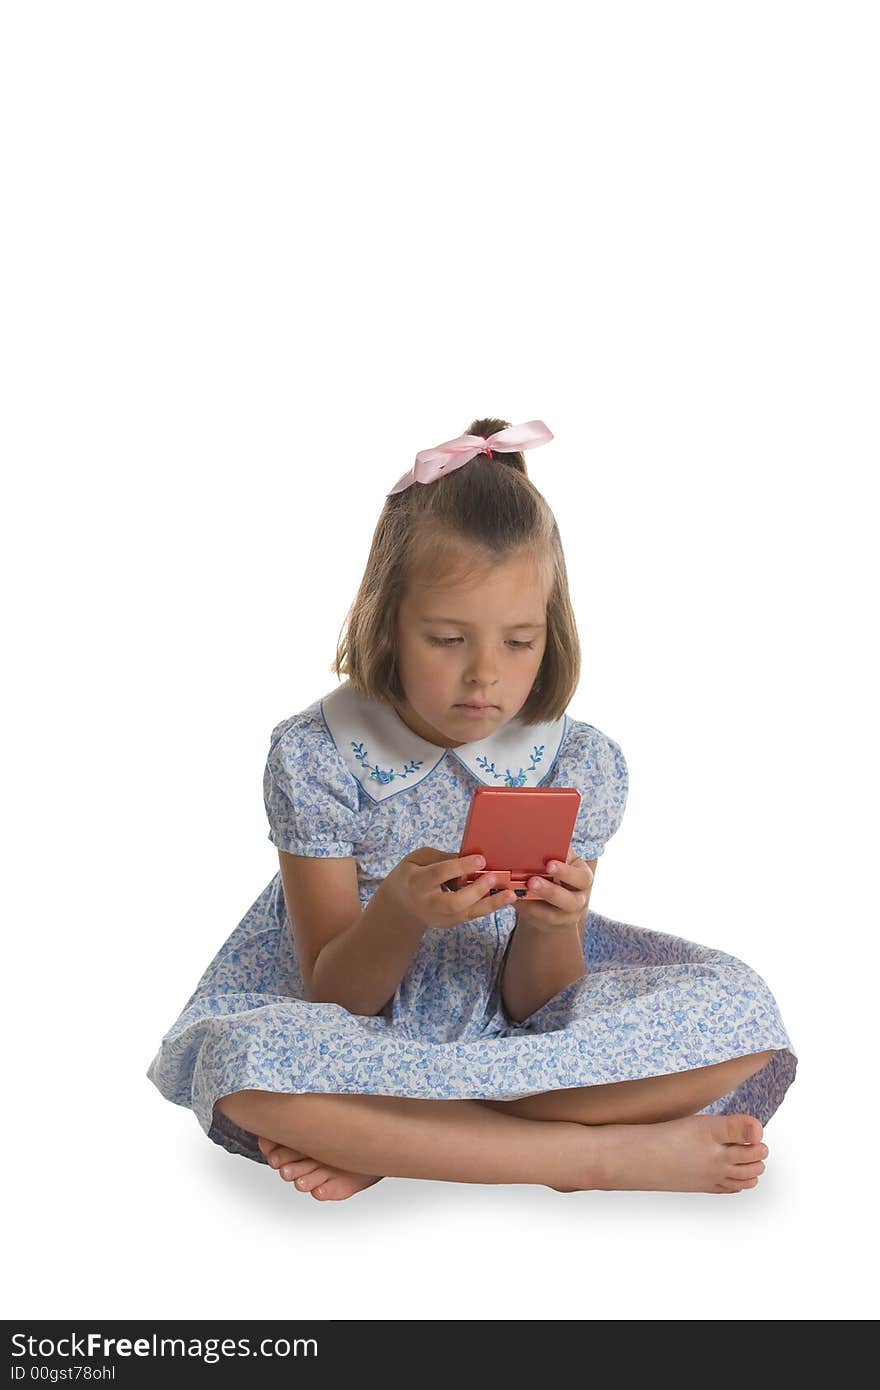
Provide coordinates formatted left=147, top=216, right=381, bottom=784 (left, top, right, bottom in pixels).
left=277, top=850, right=426, bottom=1019
left=500, top=858, right=597, bottom=1025
left=310, top=884, right=426, bottom=1018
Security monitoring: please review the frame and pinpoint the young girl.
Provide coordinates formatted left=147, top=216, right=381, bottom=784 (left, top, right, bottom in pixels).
left=146, top=416, right=797, bottom=1200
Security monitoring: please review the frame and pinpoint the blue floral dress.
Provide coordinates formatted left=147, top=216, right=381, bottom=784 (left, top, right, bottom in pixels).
left=146, top=681, right=798, bottom=1163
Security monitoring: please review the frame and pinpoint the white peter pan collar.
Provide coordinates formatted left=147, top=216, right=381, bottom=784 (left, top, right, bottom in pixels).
left=319, top=681, right=568, bottom=805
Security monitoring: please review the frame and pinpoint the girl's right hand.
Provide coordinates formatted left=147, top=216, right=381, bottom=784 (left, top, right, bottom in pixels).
left=382, top=847, right=517, bottom=931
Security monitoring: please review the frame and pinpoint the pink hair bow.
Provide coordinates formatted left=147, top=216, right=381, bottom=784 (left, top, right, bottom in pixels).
left=388, top=419, right=554, bottom=495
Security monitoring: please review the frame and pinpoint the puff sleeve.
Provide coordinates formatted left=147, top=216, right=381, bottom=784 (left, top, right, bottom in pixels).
left=554, top=720, right=629, bottom=861
left=263, top=713, right=362, bottom=858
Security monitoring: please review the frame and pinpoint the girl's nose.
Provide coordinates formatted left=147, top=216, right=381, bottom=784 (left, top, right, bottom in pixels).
left=464, top=659, right=499, bottom=683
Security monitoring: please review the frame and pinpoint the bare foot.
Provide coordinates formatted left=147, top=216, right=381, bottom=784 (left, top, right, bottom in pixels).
left=256, top=1135, right=384, bottom=1201
left=553, top=1113, right=770, bottom=1194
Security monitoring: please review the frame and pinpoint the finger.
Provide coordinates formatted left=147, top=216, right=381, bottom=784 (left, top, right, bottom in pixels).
left=528, top=874, right=568, bottom=901
left=529, top=877, right=588, bottom=912
left=448, top=870, right=514, bottom=913
left=435, top=855, right=486, bottom=891
left=542, top=861, right=592, bottom=892
left=457, top=854, right=487, bottom=873
left=465, top=878, right=517, bottom=916
left=541, top=862, right=573, bottom=889
left=465, top=872, right=511, bottom=906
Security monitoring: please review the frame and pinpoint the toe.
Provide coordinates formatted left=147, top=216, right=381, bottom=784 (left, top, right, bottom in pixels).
left=727, top=1160, right=765, bottom=1179
left=294, top=1168, right=332, bottom=1193
left=723, top=1113, right=764, bottom=1146
left=733, top=1142, right=768, bottom=1163
left=266, top=1144, right=306, bottom=1170
left=310, top=1179, right=341, bottom=1200
left=279, top=1158, right=321, bottom=1182
left=312, top=1173, right=381, bottom=1201
left=310, top=1174, right=360, bottom=1200
left=720, top=1176, right=759, bottom=1191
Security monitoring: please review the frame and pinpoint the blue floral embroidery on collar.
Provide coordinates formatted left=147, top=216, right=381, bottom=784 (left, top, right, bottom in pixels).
left=475, top=743, right=545, bottom=786
left=351, top=740, right=424, bottom=787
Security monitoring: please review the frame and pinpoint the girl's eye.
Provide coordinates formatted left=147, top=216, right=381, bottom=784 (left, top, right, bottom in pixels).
left=428, top=637, right=535, bottom=650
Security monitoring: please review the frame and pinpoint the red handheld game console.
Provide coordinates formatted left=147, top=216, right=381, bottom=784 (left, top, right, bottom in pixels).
left=448, top=786, right=581, bottom=901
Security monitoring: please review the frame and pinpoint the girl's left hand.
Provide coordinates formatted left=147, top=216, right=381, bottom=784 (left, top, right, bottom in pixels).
left=513, top=848, right=594, bottom=934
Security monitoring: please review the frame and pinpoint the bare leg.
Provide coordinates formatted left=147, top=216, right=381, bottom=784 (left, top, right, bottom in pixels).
left=218, top=1090, right=582, bottom=1188
left=241, top=1050, right=776, bottom=1199
left=215, top=1088, right=769, bottom=1195
left=255, top=1049, right=774, bottom=1193
left=479, top=1050, right=777, bottom=1126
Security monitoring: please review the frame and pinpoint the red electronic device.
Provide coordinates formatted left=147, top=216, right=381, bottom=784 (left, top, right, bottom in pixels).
left=449, top=786, right=581, bottom=901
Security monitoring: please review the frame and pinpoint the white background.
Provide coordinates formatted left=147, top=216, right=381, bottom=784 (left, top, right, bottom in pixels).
left=3, top=0, right=877, bottom=1322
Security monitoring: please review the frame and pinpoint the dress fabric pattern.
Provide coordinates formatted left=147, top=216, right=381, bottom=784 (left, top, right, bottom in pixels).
left=146, top=683, right=798, bottom=1164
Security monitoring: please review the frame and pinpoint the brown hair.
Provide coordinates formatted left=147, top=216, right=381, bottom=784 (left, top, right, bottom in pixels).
left=331, top=416, right=581, bottom=725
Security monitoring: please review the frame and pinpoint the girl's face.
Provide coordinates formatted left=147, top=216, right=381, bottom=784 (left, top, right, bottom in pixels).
left=393, top=551, right=549, bottom=749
